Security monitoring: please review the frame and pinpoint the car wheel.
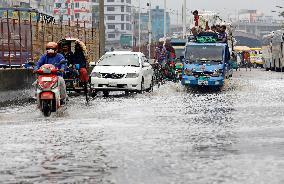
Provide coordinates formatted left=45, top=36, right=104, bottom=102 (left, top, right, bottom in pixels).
left=125, top=90, right=129, bottom=96
left=146, top=77, right=154, bottom=92
left=138, top=78, right=145, bottom=93
left=103, top=91, right=109, bottom=97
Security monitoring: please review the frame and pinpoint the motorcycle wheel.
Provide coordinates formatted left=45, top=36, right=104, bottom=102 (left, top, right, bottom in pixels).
left=84, top=82, right=90, bottom=103
left=42, top=100, right=51, bottom=117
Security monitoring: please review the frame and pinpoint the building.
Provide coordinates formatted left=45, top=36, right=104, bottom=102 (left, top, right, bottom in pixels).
left=53, top=0, right=92, bottom=27
left=0, top=0, right=53, bottom=15
left=92, top=0, right=133, bottom=46
left=134, top=6, right=170, bottom=42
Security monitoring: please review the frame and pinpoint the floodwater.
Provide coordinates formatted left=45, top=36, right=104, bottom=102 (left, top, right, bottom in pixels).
left=1, top=69, right=284, bottom=184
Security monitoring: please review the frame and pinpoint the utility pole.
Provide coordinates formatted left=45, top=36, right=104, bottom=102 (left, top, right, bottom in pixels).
left=99, top=0, right=105, bottom=57
left=138, top=0, right=141, bottom=51
left=147, top=2, right=152, bottom=59
left=164, top=0, right=166, bottom=38
left=183, top=0, right=186, bottom=39
left=131, top=5, right=134, bottom=49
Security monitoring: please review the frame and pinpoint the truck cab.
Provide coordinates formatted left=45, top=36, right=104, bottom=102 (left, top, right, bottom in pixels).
left=182, top=33, right=231, bottom=88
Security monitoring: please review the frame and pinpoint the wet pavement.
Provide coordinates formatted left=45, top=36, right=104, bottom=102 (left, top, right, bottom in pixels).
left=1, top=68, right=284, bottom=184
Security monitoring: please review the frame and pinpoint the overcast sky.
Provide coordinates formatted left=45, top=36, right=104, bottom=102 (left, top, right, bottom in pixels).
left=135, top=0, right=284, bottom=22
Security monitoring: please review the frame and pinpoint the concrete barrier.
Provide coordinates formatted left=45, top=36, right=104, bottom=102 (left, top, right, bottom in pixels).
left=0, top=69, right=35, bottom=91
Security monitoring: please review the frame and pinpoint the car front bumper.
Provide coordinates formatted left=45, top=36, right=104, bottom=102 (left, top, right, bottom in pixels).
left=182, top=76, right=225, bottom=87
left=90, top=77, right=140, bottom=91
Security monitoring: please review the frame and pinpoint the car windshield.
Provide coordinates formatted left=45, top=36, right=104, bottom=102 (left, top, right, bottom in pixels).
left=186, top=45, right=224, bottom=64
left=97, top=54, right=140, bottom=67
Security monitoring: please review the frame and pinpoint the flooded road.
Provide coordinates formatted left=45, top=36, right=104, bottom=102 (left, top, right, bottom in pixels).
left=1, top=69, right=284, bottom=184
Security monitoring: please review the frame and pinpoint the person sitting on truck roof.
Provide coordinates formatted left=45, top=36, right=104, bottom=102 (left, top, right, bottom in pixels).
left=210, top=25, right=217, bottom=33
left=218, top=25, right=228, bottom=43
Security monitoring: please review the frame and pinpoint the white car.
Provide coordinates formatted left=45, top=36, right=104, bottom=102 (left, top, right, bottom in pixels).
left=90, top=51, right=154, bottom=96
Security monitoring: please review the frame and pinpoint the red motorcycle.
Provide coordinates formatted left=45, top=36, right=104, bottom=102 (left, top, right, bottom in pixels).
left=36, top=64, right=64, bottom=117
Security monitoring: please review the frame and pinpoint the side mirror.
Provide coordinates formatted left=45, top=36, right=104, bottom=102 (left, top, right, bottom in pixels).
left=143, top=62, right=151, bottom=67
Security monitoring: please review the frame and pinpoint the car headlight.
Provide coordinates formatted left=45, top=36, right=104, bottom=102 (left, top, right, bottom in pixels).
left=126, top=73, right=139, bottom=78
left=184, top=69, right=193, bottom=76
left=91, top=72, right=102, bottom=78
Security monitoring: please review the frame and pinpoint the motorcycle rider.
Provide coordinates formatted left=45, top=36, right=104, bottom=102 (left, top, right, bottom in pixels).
left=155, top=39, right=167, bottom=65
left=164, top=38, right=176, bottom=62
left=164, top=38, right=176, bottom=79
left=34, top=42, right=67, bottom=104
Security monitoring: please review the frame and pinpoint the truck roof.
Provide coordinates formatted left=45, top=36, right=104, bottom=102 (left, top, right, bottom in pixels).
left=186, top=42, right=228, bottom=47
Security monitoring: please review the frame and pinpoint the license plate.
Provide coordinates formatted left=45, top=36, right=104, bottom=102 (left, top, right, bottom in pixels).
left=198, top=80, right=208, bottom=85
left=109, top=81, right=117, bottom=86
left=42, top=77, right=52, bottom=82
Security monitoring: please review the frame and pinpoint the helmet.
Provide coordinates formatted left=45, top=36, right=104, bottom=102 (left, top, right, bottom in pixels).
left=46, top=42, right=58, bottom=50
left=46, top=42, right=58, bottom=56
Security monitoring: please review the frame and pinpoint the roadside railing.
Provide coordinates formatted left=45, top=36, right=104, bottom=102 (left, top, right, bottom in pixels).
left=0, top=8, right=99, bottom=68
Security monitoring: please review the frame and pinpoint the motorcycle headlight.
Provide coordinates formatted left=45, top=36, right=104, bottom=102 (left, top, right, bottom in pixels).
left=126, top=73, right=139, bottom=78
left=91, top=72, right=102, bottom=78
left=184, top=69, right=193, bottom=76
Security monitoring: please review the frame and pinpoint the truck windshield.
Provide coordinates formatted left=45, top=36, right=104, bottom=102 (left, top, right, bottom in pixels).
left=186, top=45, right=224, bottom=64
left=175, top=48, right=185, bottom=59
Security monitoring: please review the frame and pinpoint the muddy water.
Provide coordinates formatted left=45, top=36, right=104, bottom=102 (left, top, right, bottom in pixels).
left=0, top=69, right=284, bottom=184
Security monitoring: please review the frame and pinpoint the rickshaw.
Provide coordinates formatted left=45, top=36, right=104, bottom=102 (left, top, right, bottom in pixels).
left=58, top=38, right=90, bottom=102
left=234, top=46, right=251, bottom=69
left=250, top=48, right=263, bottom=68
